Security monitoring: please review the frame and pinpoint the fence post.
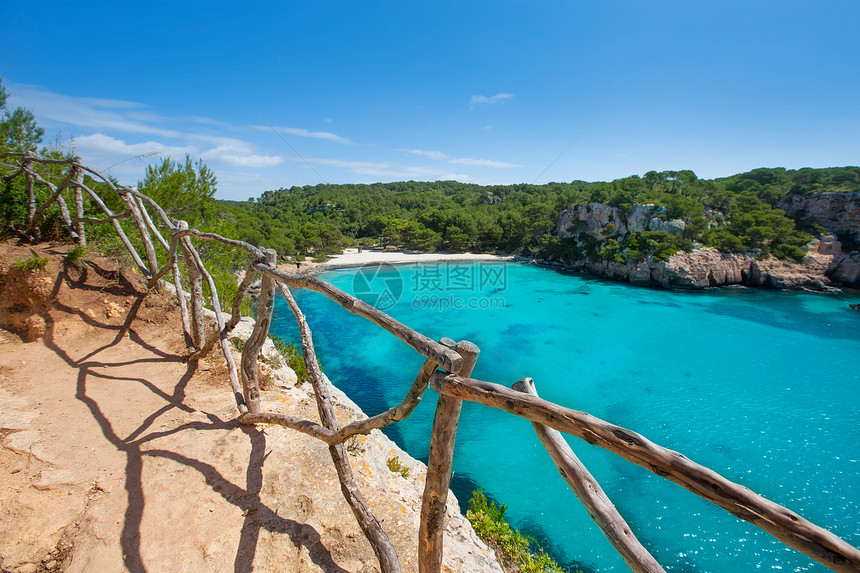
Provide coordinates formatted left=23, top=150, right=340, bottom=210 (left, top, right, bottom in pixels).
left=276, top=282, right=401, bottom=572
left=178, top=221, right=206, bottom=350
left=122, top=188, right=159, bottom=277
left=23, top=151, right=39, bottom=241
left=512, top=377, right=666, bottom=573
left=419, top=339, right=480, bottom=573
left=240, top=248, right=276, bottom=414
left=72, top=158, right=86, bottom=246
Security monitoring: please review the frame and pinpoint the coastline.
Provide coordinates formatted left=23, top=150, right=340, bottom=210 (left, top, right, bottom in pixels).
left=280, top=248, right=514, bottom=273
left=276, top=246, right=859, bottom=294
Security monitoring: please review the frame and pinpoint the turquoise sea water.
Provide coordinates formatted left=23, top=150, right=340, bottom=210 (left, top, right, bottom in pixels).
left=270, top=262, right=860, bottom=572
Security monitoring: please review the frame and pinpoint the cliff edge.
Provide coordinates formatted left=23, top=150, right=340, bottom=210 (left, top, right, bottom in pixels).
left=547, top=200, right=860, bottom=290
left=0, top=243, right=501, bottom=573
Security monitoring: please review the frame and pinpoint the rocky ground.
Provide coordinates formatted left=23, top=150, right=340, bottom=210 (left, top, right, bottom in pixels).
left=0, top=242, right=501, bottom=573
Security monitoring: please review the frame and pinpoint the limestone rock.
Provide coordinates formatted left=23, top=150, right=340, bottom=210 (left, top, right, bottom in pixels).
left=629, top=262, right=652, bottom=286
left=817, top=234, right=842, bottom=255
left=23, top=315, right=46, bottom=342
left=224, top=316, right=299, bottom=386
left=550, top=199, right=858, bottom=290
left=781, top=192, right=860, bottom=244
left=828, top=253, right=860, bottom=287
left=556, top=202, right=686, bottom=241
left=0, top=265, right=56, bottom=341
left=651, top=248, right=749, bottom=289
left=748, top=252, right=833, bottom=290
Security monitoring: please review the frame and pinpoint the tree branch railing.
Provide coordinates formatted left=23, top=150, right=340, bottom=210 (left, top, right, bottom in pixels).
left=2, top=152, right=858, bottom=573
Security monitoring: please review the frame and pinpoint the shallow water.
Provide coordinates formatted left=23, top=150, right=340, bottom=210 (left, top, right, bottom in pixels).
left=270, top=261, right=860, bottom=572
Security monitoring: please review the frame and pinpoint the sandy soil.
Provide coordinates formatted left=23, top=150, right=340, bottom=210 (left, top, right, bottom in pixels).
left=0, top=243, right=500, bottom=573
left=285, top=249, right=512, bottom=273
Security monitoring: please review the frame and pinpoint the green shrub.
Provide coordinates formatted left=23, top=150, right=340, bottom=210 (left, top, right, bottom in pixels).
left=467, top=489, right=574, bottom=573
left=386, top=455, right=410, bottom=478
left=64, top=245, right=89, bottom=268
left=269, top=334, right=309, bottom=384
left=772, top=243, right=806, bottom=261
left=12, top=250, right=49, bottom=272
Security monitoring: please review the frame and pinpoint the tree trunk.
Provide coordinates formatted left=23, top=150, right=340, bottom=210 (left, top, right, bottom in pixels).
left=240, top=249, right=276, bottom=413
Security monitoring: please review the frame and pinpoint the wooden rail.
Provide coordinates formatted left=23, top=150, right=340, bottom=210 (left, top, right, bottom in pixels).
left=2, top=151, right=858, bottom=573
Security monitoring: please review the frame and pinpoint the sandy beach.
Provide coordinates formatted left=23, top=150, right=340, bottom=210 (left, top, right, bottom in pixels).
left=282, top=248, right=513, bottom=272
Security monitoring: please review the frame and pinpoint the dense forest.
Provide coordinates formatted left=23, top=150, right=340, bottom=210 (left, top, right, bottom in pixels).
left=210, top=166, right=860, bottom=263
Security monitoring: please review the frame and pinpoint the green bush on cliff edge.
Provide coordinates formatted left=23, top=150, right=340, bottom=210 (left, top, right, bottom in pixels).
left=467, top=489, right=578, bottom=573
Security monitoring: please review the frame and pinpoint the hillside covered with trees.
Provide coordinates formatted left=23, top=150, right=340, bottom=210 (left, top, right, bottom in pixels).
left=212, top=167, right=860, bottom=264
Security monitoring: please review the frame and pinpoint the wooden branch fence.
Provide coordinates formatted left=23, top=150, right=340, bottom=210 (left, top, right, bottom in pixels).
left=2, top=151, right=858, bottom=573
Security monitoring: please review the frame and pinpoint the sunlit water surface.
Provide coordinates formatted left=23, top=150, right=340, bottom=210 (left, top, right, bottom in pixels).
left=270, top=262, right=859, bottom=572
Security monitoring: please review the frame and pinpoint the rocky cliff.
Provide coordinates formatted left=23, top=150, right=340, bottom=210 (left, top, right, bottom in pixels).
left=556, top=202, right=690, bottom=239
left=0, top=243, right=503, bottom=573
left=548, top=201, right=860, bottom=290
left=780, top=192, right=860, bottom=245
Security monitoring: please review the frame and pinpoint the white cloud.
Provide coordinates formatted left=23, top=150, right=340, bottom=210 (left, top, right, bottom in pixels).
left=70, top=133, right=196, bottom=164
left=61, top=134, right=196, bottom=186
left=307, top=157, right=394, bottom=173
left=184, top=115, right=231, bottom=127
left=253, top=125, right=355, bottom=145
left=303, top=157, right=470, bottom=181
left=399, top=148, right=518, bottom=168
left=469, top=92, right=514, bottom=106
left=71, top=133, right=284, bottom=170
left=448, top=157, right=518, bottom=168
left=398, top=148, right=449, bottom=161
left=9, top=84, right=181, bottom=138
left=77, top=96, right=143, bottom=110
left=5, top=83, right=509, bottom=197
left=201, top=145, right=284, bottom=168
left=398, top=166, right=472, bottom=181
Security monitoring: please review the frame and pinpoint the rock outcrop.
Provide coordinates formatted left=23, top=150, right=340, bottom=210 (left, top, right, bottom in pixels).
left=556, top=202, right=689, bottom=240
left=224, top=318, right=504, bottom=573
left=548, top=202, right=860, bottom=290
left=555, top=247, right=835, bottom=290
left=780, top=192, right=860, bottom=244
left=828, top=251, right=860, bottom=285
left=0, top=264, right=57, bottom=341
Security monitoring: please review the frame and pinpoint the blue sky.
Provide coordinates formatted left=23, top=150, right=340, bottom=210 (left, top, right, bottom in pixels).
left=2, top=1, right=858, bottom=200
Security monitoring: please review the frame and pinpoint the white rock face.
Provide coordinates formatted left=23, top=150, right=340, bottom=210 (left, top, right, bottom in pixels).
left=781, top=192, right=860, bottom=243
left=551, top=201, right=860, bottom=289
left=556, top=202, right=686, bottom=240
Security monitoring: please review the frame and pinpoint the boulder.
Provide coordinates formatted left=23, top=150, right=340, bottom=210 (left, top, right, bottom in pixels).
left=629, top=262, right=652, bottom=286
left=781, top=192, right=860, bottom=244
left=828, top=253, right=860, bottom=287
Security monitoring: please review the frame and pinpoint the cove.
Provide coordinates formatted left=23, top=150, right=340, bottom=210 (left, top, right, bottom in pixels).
left=269, top=261, right=860, bottom=572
